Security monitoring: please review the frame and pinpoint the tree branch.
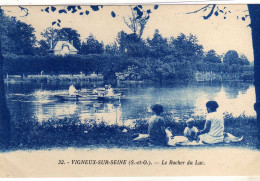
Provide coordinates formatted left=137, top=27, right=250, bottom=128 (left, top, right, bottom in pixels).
left=186, top=5, right=211, bottom=15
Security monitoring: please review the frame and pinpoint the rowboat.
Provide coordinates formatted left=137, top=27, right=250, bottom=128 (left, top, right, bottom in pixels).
left=54, top=93, right=123, bottom=102
left=54, top=94, right=96, bottom=101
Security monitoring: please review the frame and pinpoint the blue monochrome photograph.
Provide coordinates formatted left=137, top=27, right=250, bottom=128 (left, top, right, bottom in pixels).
left=0, top=4, right=259, bottom=153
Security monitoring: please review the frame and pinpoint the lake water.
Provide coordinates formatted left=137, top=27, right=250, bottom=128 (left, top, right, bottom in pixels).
left=5, top=81, right=256, bottom=126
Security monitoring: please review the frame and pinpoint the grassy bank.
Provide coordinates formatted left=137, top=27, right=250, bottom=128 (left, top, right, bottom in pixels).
left=1, top=113, right=258, bottom=151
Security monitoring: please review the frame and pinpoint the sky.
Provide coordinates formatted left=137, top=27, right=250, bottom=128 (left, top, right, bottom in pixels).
left=3, top=5, right=254, bottom=61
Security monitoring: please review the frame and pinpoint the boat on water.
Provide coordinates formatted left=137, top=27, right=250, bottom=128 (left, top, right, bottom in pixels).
left=54, top=94, right=95, bottom=101
left=54, top=93, right=123, bottom=102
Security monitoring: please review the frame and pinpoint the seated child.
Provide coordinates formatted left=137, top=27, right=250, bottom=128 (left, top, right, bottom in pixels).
left=184, top=118, right=198, bottom=142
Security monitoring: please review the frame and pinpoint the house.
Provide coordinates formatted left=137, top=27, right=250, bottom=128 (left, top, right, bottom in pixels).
left=49, top=40, right=78, bottom=56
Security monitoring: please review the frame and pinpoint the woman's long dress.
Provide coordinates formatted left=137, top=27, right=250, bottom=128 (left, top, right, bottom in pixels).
left=199, top=111, right=224, bottom=144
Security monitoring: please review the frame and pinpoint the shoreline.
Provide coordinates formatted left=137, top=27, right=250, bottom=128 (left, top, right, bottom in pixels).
left=4, top=75, right=254, bottom=84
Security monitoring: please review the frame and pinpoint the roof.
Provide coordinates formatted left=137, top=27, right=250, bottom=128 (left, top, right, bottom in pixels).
left=52, top=41, right=78, bottom=52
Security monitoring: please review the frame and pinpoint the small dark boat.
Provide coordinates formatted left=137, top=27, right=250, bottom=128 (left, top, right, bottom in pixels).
left=54, top=93, right=124, bottom=102
left=54, top=94, right=97, bottom=101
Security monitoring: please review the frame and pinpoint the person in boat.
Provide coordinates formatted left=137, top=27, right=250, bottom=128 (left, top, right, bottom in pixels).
left=148, top=104, right=168, bottom=146
left=106, top=84, right=114, bottom=96
left=104, top=85, right=109, bottom=94
left=197, top=101, right=224, bottom=144
left=92, top=85, right=99, bottom=95
left=69, top=84, right=78, bottom=96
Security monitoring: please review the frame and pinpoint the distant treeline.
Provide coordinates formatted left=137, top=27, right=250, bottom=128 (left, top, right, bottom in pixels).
left=3, top=53, right=253, bottom=82
left=1, top=13, right=253, bottom=82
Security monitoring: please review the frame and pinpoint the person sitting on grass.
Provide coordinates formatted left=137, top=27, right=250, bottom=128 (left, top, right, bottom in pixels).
left=197, top=101, right=224, bottom=144
left=184, top=118, right=198, bottom=142
left=148, top=104, right=168, bottom=146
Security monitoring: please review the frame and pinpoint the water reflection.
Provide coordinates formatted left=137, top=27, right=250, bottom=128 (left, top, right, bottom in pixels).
left=6, top=82, right=256, bottom=125
left=34, top=91, right=123, bottom=124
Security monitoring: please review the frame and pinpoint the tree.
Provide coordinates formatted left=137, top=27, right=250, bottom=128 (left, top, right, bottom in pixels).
left=56, top=28, right=81, bottom=50
left=36, top=40, right=49, bottom=55
left=116, top=31, right=148, bottom=57
left=0, top=7, right=10, bottom=146
left=123, top=6, right=152, bottom=38
left=204, top=49, right=222, bottom=63
left=238, top=54, right=250, bottom=66
left=147, top=29, right=170, bottom=58
left=41, top=27, right=81, bottom=50
left=248, top=5, right=260, bottom=147
left=40, top=27, right=58, bottom=49
left=105, top=42, right=119, bottom=55
left=2, top=15, right=36, bottom=55
left=223, top=50, right=239, bottom=65
left=170, top=33, right=203, bottom=61
left=80, top=34, right=104, bottom=54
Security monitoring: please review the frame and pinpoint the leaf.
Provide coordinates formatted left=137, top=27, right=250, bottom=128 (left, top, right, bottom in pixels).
left=80, top=12, right=84, bottom=15
left=147, top=9, right=151, bottom=14
left=52, top=21, right=56, bottom=26
left=242, top=17, right=245, bottom=21
left=67, top=6, right=77, bottom=13
left=134, top=7, right=143, bottom=19
left=219, top=10, right=223, bottom=13
left=85, top=10, right=90, bottom=15
left=45, top=7, right=50, bottom=13
left=111, top=11, right=116, bottom=18
left=59, top=9, right=67, bottom=14
left=154, top=5, right=159, bottom=10
left=67, top=6, right=72, bottom=11
left=138, top=5, right=143, bottom=9
left=58, top=19, right=61, bottom=23
left=214, top=11, right=219, bottom=16
left=51, top=6, right=56, bottom=12
left=57, top=23, right=60, bottom=27
left=133, top=6, right=139, bottom=11
left=77, top=6, right=82, bottom=10
left=90, top=6, right=99, bottom=11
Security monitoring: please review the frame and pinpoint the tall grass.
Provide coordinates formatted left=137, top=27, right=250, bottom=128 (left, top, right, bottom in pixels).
left=2, top=112, right=258, bottom=151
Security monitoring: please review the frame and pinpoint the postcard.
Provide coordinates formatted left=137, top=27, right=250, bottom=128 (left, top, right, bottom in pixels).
left=0, top=4, right=259, bottom=177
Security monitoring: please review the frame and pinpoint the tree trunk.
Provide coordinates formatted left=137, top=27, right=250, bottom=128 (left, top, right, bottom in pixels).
left=0, top=7, right=11, bottom=147
left=248, top=5, right=260, bottom=149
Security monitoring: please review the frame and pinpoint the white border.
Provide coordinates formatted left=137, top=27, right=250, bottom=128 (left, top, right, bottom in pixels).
left=0, top=177, right=259, bottom=181
left=0, top=0, right=260, bottom=5
left=0, top=177, right=258, bottom=181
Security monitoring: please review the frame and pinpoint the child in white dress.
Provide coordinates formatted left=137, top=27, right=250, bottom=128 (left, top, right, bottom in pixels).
left=184, top=118, right=199, bottom=142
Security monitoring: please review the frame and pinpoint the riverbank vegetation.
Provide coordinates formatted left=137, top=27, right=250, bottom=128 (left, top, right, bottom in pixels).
left=1, top=112, right=257, bottom=151
left=2, top=11, right=253, bottom=83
